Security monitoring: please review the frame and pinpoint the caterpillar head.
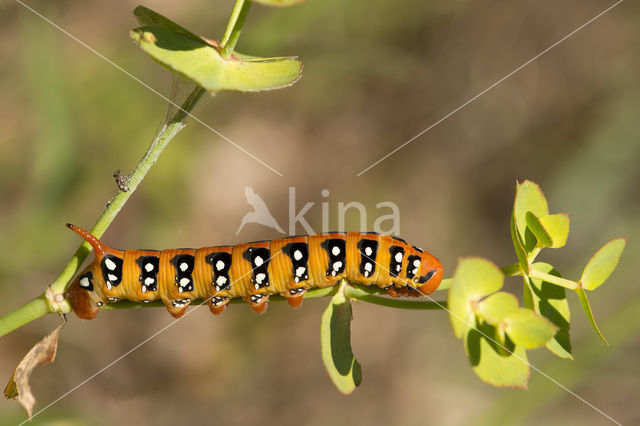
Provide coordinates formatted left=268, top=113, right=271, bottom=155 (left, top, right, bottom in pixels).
left=65, top=224, right=120, bottom=320
left=415, top=250, right=443, bottom=295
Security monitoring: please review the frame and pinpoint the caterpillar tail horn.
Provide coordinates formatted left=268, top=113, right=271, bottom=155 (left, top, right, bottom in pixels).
left=66, top=223, right=108, bottom=257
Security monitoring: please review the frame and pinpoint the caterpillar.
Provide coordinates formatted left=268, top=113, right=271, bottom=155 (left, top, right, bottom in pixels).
left=65, top=224, right=443, bottom=320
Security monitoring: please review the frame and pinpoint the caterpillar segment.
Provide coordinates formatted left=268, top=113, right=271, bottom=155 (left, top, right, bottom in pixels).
left=65, top=224, right=444, bottom=320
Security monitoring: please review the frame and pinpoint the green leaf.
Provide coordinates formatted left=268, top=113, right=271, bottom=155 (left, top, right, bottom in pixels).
left=436, top=278, right=452, bottom=291
left=525, top=212, right=552, bottom=248
left=527, top=263, right=572, bottom=359
left=449, top=258, right=504, bottom=338
left=252, top=0, right=307, bottom=6
left=580, top=238, right=626, bottom=291
left=133, top=6, right=206, bottom=44
left=510, top=213, right=529, bottom=275
left=503, top=308, right=557, bottom=349
left=576, top=287, right=608, bottom=345
left=513, top=180, right=549, bottom=253
left=475, top=292, right=519, bottom=325
left=464, top=322, right=529, bottom=389
left=539, top=213, right=570, bottom=248
left=320, top=282, right=362, bottom=394
left=130, top=26, right=302, bottom=92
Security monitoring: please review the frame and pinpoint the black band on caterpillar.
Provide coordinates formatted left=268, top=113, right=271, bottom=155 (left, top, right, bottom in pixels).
left=65, top=225, right=443, bottom=320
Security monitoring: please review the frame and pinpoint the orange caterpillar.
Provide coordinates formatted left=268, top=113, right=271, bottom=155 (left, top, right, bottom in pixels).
left=65, top=224, right=443, bottom=319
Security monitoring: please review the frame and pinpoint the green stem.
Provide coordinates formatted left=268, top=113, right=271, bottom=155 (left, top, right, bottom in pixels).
left=528, top=269, right=578, bottom=290
left=0, top=296, right=51, bottom=337
left=220, top=0, right=251, bottom=58
left=344, top=286, right=447, bottom=310
left=0, top=87, right=206, bottom=338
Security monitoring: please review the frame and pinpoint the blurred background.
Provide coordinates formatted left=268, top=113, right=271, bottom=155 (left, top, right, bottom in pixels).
left=1, top=0, right=638, bottom=424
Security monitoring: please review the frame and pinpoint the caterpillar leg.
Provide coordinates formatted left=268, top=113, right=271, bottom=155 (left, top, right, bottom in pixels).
left=246, top=294, right=269, bottom=314
left=165, top=298, right=191, bottom=318
left=386, top=286, right=400, bottom=298
left=408, top=287, right=422, bottom=298
left=283, top=287, right=307, bottom=308
left=397, top=286, right=410, bottom=297
left=209, top=296, right=229, bottom=315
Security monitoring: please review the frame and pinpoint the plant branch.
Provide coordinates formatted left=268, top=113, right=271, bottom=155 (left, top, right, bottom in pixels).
left=528, top=269, right=578, bottom=290
left=220, top=0, right=251, bottom=57
left=0, top=87, right=206, bottom=338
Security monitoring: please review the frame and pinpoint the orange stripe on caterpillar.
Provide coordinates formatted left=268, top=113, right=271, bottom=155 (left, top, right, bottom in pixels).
left=65, top=225, right=443, bottom=320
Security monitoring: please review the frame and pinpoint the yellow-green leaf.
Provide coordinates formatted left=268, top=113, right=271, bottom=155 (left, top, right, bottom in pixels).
left=527, top=263, right=572, bottom=359
left=320, top=282, right=362, bottom=395
left=580, top=238, right=626, bottom=291
left=510, top=213, right=529, bottom=274
left=525, top=212, right=552, bottom=248
left=513, top=180, right=549, bottom=253
left=449, top=258, right=504, bottom=338
left=539, top=213, right=569, bottom=248
left=133, top=6, right=206, bottom=44
left=130, top=26, right=302, bottom=92
left=576, top=287, right=608, bottom=345
left=475, top=292, right=519, bottom=325
left=464, top=323, right=529, bottom=389
left=503, top=308, right=558, bottom=349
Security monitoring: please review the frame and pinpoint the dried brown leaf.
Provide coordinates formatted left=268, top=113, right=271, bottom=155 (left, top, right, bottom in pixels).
left=4, top=320, right=65, bottom=419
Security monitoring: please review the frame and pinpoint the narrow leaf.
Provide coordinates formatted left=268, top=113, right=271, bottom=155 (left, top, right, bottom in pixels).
left=528, top=263, right=572, bottom=359
left=510, top=213, right=529, bottom=275
left=449, top=258, right=504, bottom=338
left=504, top=308, right=557, bottom=349
left=464, top=322, right=529, bottom=389
left=475, top=292, right=519, bottom=325
left=576, top=287, right=608, bottom=345
left=580, top=238, right=626, bottom=291
left=539, top=213, right=569, bottom=248
left=130, top=26, right=302, bottom=92
left=4, top=321, right=65, bottom=418
left=513, top=180, right=549, bottom=253
left=320, top=282, right=362, bottom=394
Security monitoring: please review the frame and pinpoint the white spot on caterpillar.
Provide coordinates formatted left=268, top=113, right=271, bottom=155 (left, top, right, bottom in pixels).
left=106, top=282, right=112, bottom=290
left=364, top=246, right=373, bottom=256
left=254, top=256, right=264, bottom=267
left=364, top=263, right=373, bottom=272
left=179, top=262, right=188, bottom=272
left=216, top=260, right=225, bottom=271
left=107, top=274, right=118, bottom=282
left=105, top=258, right=116, bottom=270
left=141, top=286, right=147, bottom=294
left=295, top=266, right=306, bottom=277
left=413, top=259, right=421, bottom=267
left=145, top=277, right=155, bottom=286
left=411, top=268, right=418, bottom=275
left=216, top=276, right=227, bottom=286
left=396, top=265, right=401, bottom=272
left=255, top=273, right=266, bottom=284
left=395, top=252, right=403, bottom=262
left=333, top=261, right=342, bottom=271
left=293, top=250, right=303, bottom=261
left=332, top=246, right=341, bottom=256
left=331, top=271, right=337, bottom=277
left=364, top=271, right=370, bottom=277
left=294, top=277, right=300, bottom=283
left=79, top=277, right=91, bottom=288
left=180, top=277, right=190, bottom=287
left=145, top=263, right=154, bottom=272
